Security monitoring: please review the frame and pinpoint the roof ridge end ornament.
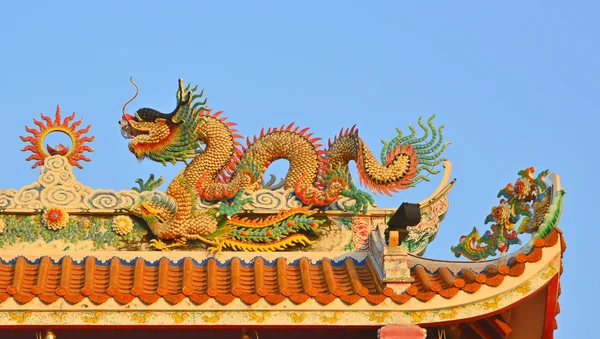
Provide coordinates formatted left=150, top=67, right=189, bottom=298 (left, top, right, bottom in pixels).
left=418, top=160, right=454, bottom=208
left=368, top=228, right=414, bottom=291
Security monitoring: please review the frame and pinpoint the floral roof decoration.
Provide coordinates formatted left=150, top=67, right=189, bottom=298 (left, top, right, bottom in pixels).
left=43, top=207, right=69, bottom=231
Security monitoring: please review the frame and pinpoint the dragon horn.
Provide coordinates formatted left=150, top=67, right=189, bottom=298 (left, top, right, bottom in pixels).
left=122, top=77, right=139, bottom=119
left=171, top=79, right=192, bottom=123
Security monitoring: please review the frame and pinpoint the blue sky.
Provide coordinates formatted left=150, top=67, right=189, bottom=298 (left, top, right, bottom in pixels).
left=1, top=1, right=597, bottom=336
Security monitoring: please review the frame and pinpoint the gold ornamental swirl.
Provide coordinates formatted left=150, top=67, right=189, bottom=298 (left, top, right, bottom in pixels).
left=115, top=191, right=138, bottom=208
left=73, top=182, right=84, bottom=192
left=0, top=189, right=17, bottom=209
left=38, top=158, right=76, bottom=187
left=87, top=191, right=121, bottom=209
left=250, top=190, right=285, bottom=210
left=282, top=190, right=305, bottom=209
left=13, top=185, right=42, bottom=209
left=45, top=156, right=70, bottom=171
left=41, top=187, right=79, bottom=207
left=38, top=171, right=59, bottom=187
left=59, top=171, right=74, bottom=185
left=38, top=170, right=76, bottom=188
left=0, top=153, right=175, bottom=212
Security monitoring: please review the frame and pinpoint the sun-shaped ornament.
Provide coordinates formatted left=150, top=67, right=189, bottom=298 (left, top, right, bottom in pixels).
left=21, top=105, right=95, bottom=169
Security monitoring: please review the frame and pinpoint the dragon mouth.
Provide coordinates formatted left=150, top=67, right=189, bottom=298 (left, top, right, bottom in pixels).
left=139, top=203, right=166, bottom=223
left=120, top=116, right=149, bottom=140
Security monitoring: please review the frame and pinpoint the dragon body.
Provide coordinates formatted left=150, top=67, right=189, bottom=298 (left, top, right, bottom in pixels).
left=120, top=79, right=447, bottom=251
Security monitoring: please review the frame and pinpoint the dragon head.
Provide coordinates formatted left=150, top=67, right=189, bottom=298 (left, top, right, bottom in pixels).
left=120, top=78, right=206, bottom=165
left=127, top=193, right=179, bottom=238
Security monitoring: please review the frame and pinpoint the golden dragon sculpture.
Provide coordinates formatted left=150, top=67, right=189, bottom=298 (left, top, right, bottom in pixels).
left=119, top=79, right=448, bottom=251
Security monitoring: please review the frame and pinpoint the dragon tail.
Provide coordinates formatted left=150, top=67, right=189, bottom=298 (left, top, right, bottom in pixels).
left=326, top=115, right=448, bottom=197
left=360, top=115, right=448, bottom=195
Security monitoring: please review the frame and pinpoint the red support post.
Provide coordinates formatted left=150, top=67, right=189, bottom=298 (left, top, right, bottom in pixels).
left=378, top=325, right=427, bottom=339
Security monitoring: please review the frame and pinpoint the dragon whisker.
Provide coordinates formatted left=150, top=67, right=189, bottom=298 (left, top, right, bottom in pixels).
left=122, top=77, right=139, bottom=117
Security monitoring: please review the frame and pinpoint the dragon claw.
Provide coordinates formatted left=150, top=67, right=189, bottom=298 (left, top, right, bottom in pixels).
left=133, top=174, right=165, bottom=192
left=207, top=242, right=223, bottom=255
left=198, top=237, right=224, bottom=255
left=149, top=239, right=169, bottom=251
left=342, top=183, right=375, bottom=215
left=149, top=238, right=185, bottom=251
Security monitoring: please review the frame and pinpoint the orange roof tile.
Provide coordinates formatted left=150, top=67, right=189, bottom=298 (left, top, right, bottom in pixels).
left=403, top=229, right=563, bottom=303
left=0, top=229, right=562, bottom=307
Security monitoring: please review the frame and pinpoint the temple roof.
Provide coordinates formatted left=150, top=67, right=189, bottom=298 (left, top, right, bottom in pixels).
left=0, top=229, right=563, bottom=312
left=0, top=106, right=566, bottom=338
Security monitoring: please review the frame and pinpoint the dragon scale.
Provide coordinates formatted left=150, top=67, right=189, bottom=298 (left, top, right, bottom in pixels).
left=120, top=79, right=448, bottom=250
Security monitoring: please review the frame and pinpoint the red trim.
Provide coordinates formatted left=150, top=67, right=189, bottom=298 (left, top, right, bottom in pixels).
left=543, top=274, right=560, bottom=339
left=379, top=325, right=426, bottom=339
